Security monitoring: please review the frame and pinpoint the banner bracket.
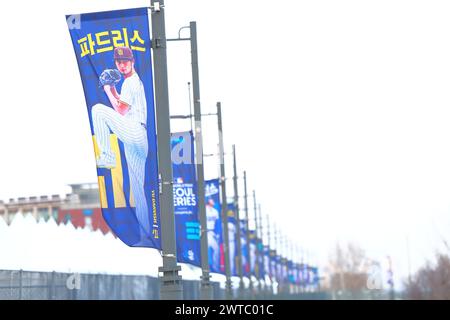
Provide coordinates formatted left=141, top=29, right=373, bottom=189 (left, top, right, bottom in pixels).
left=153, top=38, right=166, bottom=49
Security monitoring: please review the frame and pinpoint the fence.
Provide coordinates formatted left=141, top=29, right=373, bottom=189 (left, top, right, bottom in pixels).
left=0, top=269, right=329, bottom=300
left=0, top=269, right=225, bottom=300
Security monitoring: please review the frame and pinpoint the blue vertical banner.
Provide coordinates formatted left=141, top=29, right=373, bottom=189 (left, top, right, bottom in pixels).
left=171, top=131, right=201, bottom=267
left=205, top=178, right=223, bottom=274
left=257, top=238, right=265, bottom=279
left=241, top=219, right=250, bottom=277
left=276, top=255, right=282, bottom=283
left=302, top=263, right=309, bottom=287
left=67, top=8, right=160, bottom=248
left=295, top=263, right=302, bottom=286
left=281, top=257, right=288, bottom=284
left=263, top=245, right=270, bottom=281
left=270, top=250, right=277, bottom=282
left=287, top=260, right=295, bottom=284
left=249, top=231, right=257, bottom=277
left=311, top=266, right=320, bottom=286
left=226, top=203, right=238, bottom=276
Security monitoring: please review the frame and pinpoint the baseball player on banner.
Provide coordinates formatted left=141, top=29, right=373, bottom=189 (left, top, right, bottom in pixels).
left=93, top=46, right=150, bottom=244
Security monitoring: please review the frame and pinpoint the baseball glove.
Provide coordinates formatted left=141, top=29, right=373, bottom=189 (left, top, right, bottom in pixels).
left=98, top=69, right=121, bottom=87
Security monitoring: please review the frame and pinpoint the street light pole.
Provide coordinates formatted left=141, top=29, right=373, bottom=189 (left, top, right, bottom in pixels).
left=189, top=21, right=213, bottom=299
left=217, top=102, right=232, bottom=299
left=258, top=204, right=265, bottom=293
left=257, top=204, right=266, bottom=296
left=232, top=145, right=245, bottom=297
left=243, top=171, right=253, bottom=299
left=150, top=0, right=183, bottom=300
left=253, top=191, right=262, bottom=295
left=266, top=214, right=273, bottom=296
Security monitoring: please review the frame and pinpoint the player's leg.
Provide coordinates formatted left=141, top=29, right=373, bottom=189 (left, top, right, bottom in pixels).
left=91, top=104, right=146, bottom=165
left=212, top=237, right=220, bottom=268
left=91, top=104, right=118, bottom=165
left=125, top=144, right=150, bottom=239
left=230, top=243, right=235, bottom=274
left=208, top=232, right=216, bottom=267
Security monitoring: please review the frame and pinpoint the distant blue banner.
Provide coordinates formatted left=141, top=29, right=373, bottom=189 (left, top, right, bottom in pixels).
left=287, top=260, right=295, bottom=284
left=263, top=246, right=270, bottom=280
left=301, top=263, right=309, bottom=286
left=270, top=250, right=277, bottom=281
left=171, top=131, right=201, bottom=267
left=309, top=266, right=319, bottom=286
left=282, top=257, right=288, bottom=283
left=249, top=231, right=257, bottom=277
left=205, top=178, right=223, bottom=274
left=67, top=8, right=160, bottom=248
left=295, top=263, right=301, bottom=286
left=314, top=267, right=320, bottom=285
left=241, top=219, right=250, bottom=277
left=276, top=255, right=282, bottom=283
left=226, top=203, right=238, bottom=276
left=257, top=238, right=265, bottom=279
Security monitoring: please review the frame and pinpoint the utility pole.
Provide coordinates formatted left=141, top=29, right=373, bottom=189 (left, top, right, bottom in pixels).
left=217, top=102, right=232, bottom=299
left=406, top=235, right=412, bottom=286
left=273, top=223, right=278, bottom=295
left=189, top=21, right=212, bottom=299
left=232, top=145, right=244, bottom=297
left=253, top=191, right=262, bottom=296
left=290, top=238, right=295, bottom=295
left=257, top=204, right=266, bottom=296
left=279, top=228, right=284, bottom=296
left=266, top=214, right=273, bottom=297
left=150, top=0, right=183, bottom=300
left=243, top=172, right=253, bottom=298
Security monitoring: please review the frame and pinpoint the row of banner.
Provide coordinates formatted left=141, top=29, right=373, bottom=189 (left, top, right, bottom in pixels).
left=67, top=7, right=318, bottom=286
left=172, top=132, right=318, bottom=286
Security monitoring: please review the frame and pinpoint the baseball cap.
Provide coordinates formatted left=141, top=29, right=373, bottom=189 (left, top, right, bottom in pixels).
left=113, top=46, right=134, bottom=61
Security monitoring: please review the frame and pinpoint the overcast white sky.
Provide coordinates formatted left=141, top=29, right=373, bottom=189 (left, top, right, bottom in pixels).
left=1, top=0, right=450, bottom=288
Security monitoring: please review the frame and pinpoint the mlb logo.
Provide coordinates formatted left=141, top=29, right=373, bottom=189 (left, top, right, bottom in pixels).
left=177, top=177, right=184, bottom=183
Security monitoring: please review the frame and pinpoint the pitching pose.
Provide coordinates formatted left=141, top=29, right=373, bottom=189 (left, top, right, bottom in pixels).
left=206, top=198, right=220, bottom=270
left=92, top=46, right=150, bottom=243
left=228, top=218, right=237, bottom=275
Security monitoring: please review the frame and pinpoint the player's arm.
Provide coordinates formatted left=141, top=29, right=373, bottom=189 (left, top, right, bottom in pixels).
left=103, top=85, right=130, bottom=115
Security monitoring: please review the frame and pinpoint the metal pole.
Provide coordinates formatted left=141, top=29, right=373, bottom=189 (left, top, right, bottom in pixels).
left=243, top=171, right=253, bottom=299
left=189, top=21, right=213, bottom=300
left=289, top=239, right=295, bottom=294
left=217, top=102, right=232, bottom=299
left=274, top=224, right=279, bottom=295
left=300, top=246, right=305, bottom=293
left=257, top=204, right=266, bottom=296
left=252, top=191, right=262, bottom=295
left=150, top=0, right=183, bottom=300
left=293, top=241, right=298, bottom=294
left=19, top=269, right=23, bottom=300
left=266, top=214, right=273, bottom=297
left=279, top=229, right=285, bottom=295
left=232, top=145, right=245, bottom=297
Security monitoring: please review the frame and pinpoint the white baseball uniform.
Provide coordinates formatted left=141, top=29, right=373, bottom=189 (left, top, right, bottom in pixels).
left=92, top=72, right=150, bottom=240
left=206, top=204, right=220, bottom=268
left=228, top=221, right=236, bottom=274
